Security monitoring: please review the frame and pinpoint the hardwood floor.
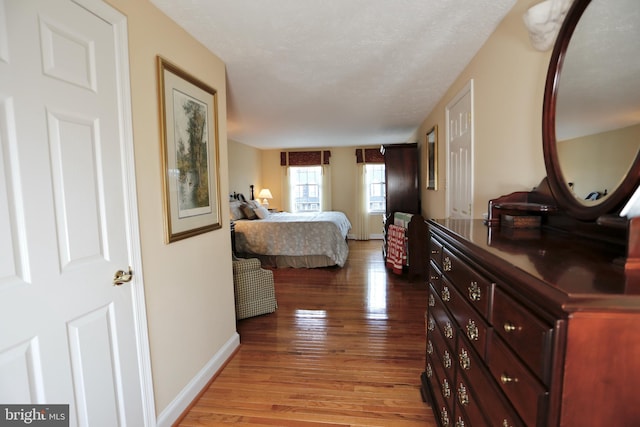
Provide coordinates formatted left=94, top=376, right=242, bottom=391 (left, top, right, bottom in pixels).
left=177, top=240, right=436, bottom=426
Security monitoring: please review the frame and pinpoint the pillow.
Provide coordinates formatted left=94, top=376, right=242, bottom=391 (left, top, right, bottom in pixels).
left=240, top=203, right=257, bottom=220
left=254, top=205, right=270, bottom=219
left=229, top=200, right=245, bottom=220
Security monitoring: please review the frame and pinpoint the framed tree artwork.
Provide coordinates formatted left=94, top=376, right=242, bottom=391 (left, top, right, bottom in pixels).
left=157, top=56, right=222, bottom=242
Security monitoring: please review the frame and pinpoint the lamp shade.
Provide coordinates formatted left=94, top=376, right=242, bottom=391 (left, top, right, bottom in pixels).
left=257, top=188, right=273, bottom=200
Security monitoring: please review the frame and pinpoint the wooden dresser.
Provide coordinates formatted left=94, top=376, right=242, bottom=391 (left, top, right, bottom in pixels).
left=421, top=218, right=640, bottom=427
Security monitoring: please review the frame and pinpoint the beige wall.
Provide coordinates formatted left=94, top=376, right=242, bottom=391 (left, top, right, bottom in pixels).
left=558, top=123, right=640, bottom=200
left=228, top=139, right=262, bottom=199
left=412, top=0, right=552, bottom=219
left=105, top=0, right=237, bottom=420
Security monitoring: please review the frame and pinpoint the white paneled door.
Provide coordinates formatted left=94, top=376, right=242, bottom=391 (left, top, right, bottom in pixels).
left=447, top=80, right=474, bottom=220
left=0, top=1, right=153, bottom=426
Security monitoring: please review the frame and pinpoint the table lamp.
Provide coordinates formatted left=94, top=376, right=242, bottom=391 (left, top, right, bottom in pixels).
left=257, top=188, right=273, bottom=209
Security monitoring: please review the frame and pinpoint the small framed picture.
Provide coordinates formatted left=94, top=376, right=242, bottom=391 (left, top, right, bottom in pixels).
left=426, top=125, right=438, bottom=190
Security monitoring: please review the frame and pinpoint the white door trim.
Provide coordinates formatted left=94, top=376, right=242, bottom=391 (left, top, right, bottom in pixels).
left=72, top=0, right=156, bottom=424
left=445, top=79, right=475, bottom=219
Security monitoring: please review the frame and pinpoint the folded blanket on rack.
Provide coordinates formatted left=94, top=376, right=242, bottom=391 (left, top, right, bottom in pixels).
left=386, top=224, right=406, bottom=275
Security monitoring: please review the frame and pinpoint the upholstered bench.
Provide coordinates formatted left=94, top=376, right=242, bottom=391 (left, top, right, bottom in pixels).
left=232, top=257, right=277, bottom=320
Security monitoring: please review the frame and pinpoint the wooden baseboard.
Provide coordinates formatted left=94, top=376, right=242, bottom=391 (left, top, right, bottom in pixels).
left=156, top=333, right=240, bottom=427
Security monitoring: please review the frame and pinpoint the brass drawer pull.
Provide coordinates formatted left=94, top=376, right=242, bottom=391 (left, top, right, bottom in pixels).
left=440, top=407, right=450, bottom=427
left=503, top=322, right=520, bottom=333
left=441, top=286, right=451, bottom=302
left=468, top=281, right=481, bottom=301
left=444, top=322, right=454, bottom=339
left=500, top=373, right=519, bottom=384
left=502, top=419, right=514, bottom=427
left=457, top=383, right=469, bottom=406
left=459, top=348, right=471, bottom=370
left=428, top=317, right=436, bottom=331
left=429, top=294, right=435, bottom=307
left=443, top=350, right=452, bottom=369
left=466, top=319, right=479, bottom=341
left=426, top=363, right=433, bottom=378
left=442, top=378, right=451, bottom=398
left=427, top=340, right=433, bottom=355
left=443, top=256, right=452, bottom=272
left=456, top=417, right=465, bottom=427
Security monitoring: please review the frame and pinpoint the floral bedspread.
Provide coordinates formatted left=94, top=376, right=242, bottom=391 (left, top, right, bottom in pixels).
left=234, top=211, right=352, bottom=267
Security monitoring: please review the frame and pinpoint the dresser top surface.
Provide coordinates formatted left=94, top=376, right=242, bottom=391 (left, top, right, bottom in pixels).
left=429, top=219, right=640, bottom=311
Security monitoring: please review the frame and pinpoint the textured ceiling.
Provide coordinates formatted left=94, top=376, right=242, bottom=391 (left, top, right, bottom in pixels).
left=150, top=0, right=517, bottom=149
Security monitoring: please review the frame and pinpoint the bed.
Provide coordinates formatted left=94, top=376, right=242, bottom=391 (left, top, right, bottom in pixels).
left=231, top=200, right=352, bottom=268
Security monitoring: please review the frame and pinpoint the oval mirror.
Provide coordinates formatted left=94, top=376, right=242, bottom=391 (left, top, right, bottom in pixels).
left=543, top=0, right=640, bottom=220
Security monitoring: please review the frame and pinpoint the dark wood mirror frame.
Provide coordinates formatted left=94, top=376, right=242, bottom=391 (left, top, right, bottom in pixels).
left=543, top=0, right=640, bottom=221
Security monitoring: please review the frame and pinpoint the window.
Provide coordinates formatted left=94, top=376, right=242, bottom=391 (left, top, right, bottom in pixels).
left=290, top=166, right=322, bottom=212
left=366, top=164, right=385, bottom=213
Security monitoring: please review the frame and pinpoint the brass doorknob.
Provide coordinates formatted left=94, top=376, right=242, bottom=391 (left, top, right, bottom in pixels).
left=113, top=267, right=133, bottom=286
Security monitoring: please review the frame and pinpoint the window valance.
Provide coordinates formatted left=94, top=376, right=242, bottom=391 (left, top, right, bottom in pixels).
left=280, top=150, right=331, bottom=166
left=355, top=148, right=384, bottom=164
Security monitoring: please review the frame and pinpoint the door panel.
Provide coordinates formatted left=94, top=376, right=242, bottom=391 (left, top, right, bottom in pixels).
left=447, top=81, right=474, bottom=219
left=0, top=338, right=45, bottom=403
left=0, top=97, right=29, bottom=288
left=67, top=305, right=123, bottom=426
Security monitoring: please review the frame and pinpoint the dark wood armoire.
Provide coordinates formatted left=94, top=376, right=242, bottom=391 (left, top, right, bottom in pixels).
left=382, top=142, right=420, bottom=216
left=381, top=143, right=421, bottom=268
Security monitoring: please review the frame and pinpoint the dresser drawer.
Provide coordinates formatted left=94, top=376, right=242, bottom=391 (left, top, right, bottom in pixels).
left=454, top=376, right=490, bottom=427
left=487, top=332, right=548, bottom=427
left=430, top=286, right=457, bottom=351
left=428, top=357, right=455, bottom=427
left=430, top=236, right=443, bottom=271
left=430, top=352, right=456, bottom=409
left=428, top=314, right=456, bottom=379
left=442, top=247, right=494, bottom=319
left=428, top=261, right=442, bottom=297
left=453, top=403, right=472, bottom=427
left=457, top=336, right=524, bottom=427
left=492, top=288, right=554, bottom=383
left=445, top=279, right=491, bottom=358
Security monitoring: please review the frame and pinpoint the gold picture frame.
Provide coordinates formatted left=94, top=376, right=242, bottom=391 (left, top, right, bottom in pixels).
left=157, top=56, right=222, bottom=243
left=426, top=125, right=438, bottom=190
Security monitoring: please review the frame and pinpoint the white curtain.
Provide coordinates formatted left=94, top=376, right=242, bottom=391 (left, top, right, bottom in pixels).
left=281, top=166, right=291, bottom=212
left=321, top=165, right=331, bottom=211
left=353, top=163, right=369, bottom=240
